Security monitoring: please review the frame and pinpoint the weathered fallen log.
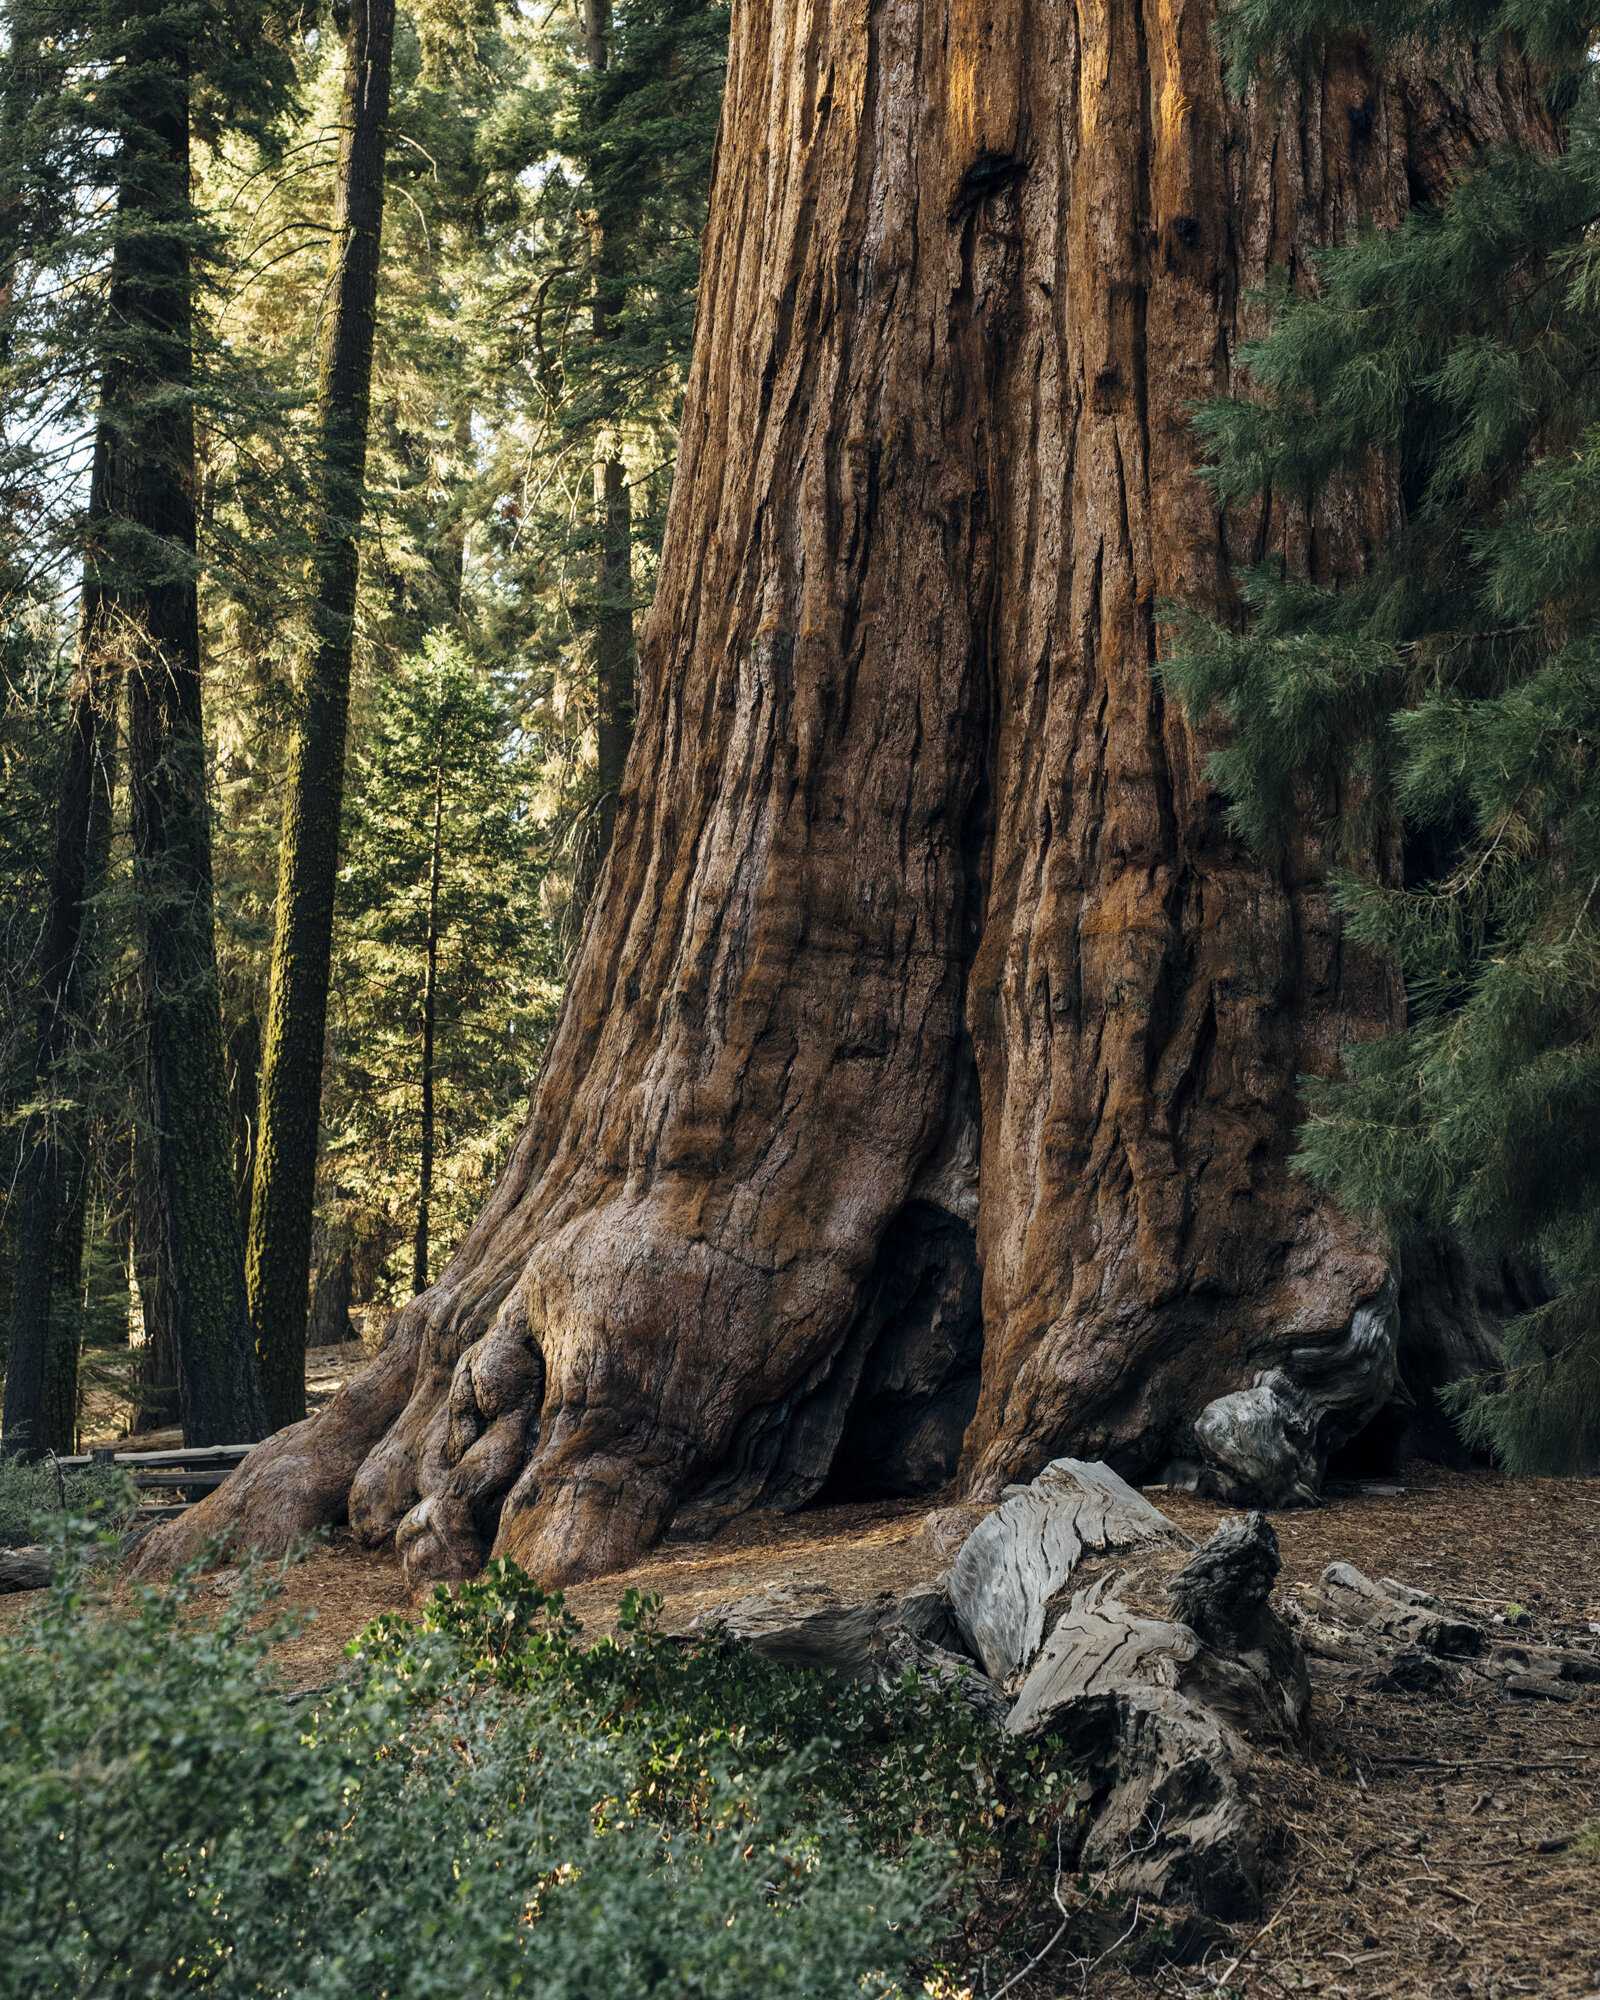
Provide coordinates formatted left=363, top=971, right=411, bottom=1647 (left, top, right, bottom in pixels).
left=1001, top=1509, right=1307, bottom=1917
left=1287, top=1561, right=1600, bottom=1699
left=690, top=1461, right=1309, bottom=1919
left=0, top=1546, right=52, bottom=1593
left=1304, top=1564, right=1486, bottom=1657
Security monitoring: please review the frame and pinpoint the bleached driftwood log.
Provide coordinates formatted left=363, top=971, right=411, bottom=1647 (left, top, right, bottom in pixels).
left=1000, top=1508, right=1307, bottom=1916
left=690, top=1463, right=1310, bottom=1917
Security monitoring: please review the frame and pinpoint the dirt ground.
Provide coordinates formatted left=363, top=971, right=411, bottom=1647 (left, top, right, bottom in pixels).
left=5, top=1462, right=1595, bottom=1997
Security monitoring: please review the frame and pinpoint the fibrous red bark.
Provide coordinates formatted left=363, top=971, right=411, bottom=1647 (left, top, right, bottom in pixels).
left=141, top=8, right=1548, bottom=1586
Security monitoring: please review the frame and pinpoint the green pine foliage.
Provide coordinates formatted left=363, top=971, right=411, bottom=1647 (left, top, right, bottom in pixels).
left=1165, top=1, right=1600, bottom=1470
left=326, top=636, right=562, bottom=1300
left=1216, top=0, right=1596, bottom=73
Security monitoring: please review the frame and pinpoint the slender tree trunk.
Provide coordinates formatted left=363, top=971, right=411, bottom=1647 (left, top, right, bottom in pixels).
left=120, top=35, right=264, bottom=1448
left=594, top=457, right=633, bottom=860
left=226, top=1006, right=261, bottom=1248
left=248, top=0, right=396, bottom=1430
left=413, top=760, right=444, bottom=1297
left=132, top=1127, right=180, bottom=1432
left=583, top=0, right=635, bottom=874
left=2, top=433, right=118, bottom=1459
left=146, top=9, right=1551, bottom=1585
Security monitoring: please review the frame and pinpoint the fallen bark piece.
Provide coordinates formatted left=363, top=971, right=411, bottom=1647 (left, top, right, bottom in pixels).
left=1309, top=1563, right=1487, bottom=1658
left=1486, top=1640, right=1600, bottom=1685
left=0, top=1546, right=52, bottom=1593
left=1503, top=1671, right=1580, bottom=1702
left=689, top=1582, right=897, bottom=1678
left=945, top=1458, right=1193, bottom=1682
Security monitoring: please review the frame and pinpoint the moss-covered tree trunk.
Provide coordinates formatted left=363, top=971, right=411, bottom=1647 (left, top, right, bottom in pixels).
left=149, top=8, right=1549, bottom=1582
left=121, top=33, right=264, bottom=1449
left=247, top=0, right=396, bottom=1430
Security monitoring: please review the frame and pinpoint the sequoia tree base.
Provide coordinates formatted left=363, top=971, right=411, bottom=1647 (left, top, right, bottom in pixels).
left=138, top=9, right=1545, bottom=1588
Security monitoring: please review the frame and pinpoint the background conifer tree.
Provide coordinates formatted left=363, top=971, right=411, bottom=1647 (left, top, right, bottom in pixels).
left=326, top=635, right=556, bottom=1303
left=0, top=0, right=294, bottom=1449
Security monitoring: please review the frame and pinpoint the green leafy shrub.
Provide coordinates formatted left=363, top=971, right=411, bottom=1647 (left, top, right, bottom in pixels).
left=0, top=1551, right=1077, bottom=1997
left=0, top=1455, right=134, bottom=1549
left=356, top=1561, right=1075, bottom=1879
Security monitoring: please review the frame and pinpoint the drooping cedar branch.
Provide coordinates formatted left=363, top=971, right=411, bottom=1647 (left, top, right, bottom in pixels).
left=248, top=0, right=396, bottom=1430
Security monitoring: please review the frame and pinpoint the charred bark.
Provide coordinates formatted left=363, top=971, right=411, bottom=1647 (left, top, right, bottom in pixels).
left=142, top=11, right=1547, bottom=1582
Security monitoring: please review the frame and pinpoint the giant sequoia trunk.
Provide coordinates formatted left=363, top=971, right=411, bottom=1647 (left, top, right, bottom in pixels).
left=144, top=8, right=1548, bottom=1582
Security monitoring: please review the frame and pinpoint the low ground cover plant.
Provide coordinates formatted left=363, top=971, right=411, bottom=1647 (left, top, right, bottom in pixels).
left=0, top=1538, right=1076, bottom=1997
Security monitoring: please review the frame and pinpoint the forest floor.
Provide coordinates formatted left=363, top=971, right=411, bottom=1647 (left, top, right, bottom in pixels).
left=6, top=1459, right=1593, bottom=1997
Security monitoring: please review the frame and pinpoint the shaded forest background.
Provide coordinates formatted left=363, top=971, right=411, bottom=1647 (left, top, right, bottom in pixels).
left=0, top=0, right=727, bottom=1438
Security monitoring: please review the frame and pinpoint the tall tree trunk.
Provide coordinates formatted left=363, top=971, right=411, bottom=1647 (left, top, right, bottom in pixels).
left=412, top=761, right=444, bottom=1297
left=146, top=9, right=1550, bottom=1583
left=594, top=457, right=633, bottom=861
left=1, top=434, right=117, bottom=1458
left=248, top=0, right=397, bottom=1430
left=132, top=1127, right=180, bottom=1432
left=226, top=1007, right=261, bottom=1246
left=120, top=34, right=264, bottom=1449
left=583, top=0, right=636, bottom=877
